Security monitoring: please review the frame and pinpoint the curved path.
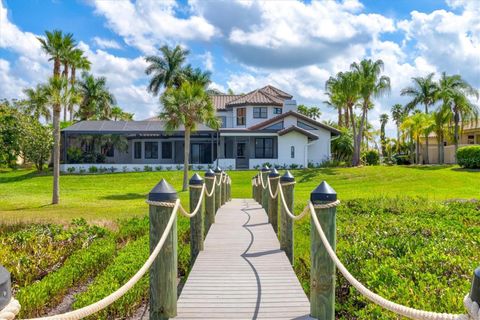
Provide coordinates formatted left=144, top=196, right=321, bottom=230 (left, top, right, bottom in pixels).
left=175, top=199, right=312, bottom=320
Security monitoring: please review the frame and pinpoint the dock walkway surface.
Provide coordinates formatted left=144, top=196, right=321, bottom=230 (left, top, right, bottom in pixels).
left=175, top=198, right=312, bottom=320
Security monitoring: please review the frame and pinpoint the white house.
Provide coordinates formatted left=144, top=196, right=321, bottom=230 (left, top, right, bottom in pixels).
left=60, top=85, right=339, bottom=172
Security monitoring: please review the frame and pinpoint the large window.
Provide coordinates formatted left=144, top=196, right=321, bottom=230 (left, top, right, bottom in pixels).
left=253, top=107, right=268, bottom=118
left=134, top=142, right=142, bottom=159
left=162, top=142, right=172, bottom=159
left=236, top=108, right=246, bottom=126
left=191, top=143, right=212, bottom=164
left=255, top=138, right=274, bottom=158
left=144, top=142, right=158, bottom=159
left=468, top=135, right=475, bottom=144
left=274, top=107, right=282, bottom=115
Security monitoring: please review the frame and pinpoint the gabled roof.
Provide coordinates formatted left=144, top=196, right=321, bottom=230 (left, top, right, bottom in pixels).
left=63, top=120, right=214, bottom=133
left=278, top=125, right=319, bottom=140
left=247, top=110, right=341, bottom=135
left=210, top=85, right=292, bottom=110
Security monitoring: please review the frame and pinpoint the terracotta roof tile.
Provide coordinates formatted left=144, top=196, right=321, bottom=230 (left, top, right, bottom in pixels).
left=209, top=85, right=293, bottom=110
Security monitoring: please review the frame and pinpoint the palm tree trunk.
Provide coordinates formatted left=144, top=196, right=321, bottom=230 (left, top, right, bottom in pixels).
left=69, top=67, right=76, bottom=122
left=183, top=127, right=191, bottom=191
left=345, top=107, right=349, bottom=129
left=348, top=104, right=357, bottom=166
left=416, top=137, right=420, bottom=164
left=338, top=107, right=342, bottom=127
left=52, top=107, right=60, bottom=204
left=63, top=64, right=69, bottom=122
left=454, top=110, right=460, bottom=161
left=354, top=105, right=368, bottom=166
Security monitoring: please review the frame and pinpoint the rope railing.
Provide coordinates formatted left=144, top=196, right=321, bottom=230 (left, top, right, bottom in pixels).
left=1, top=172, right=232, bottom=320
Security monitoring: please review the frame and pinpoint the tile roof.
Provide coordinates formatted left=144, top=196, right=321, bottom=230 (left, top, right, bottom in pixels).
left=210, top=85, right=292, bottom=110
left=278, top=125, right=319, bottom=140
left=211, top=95, right=242, bottom=110
left=63, top=120, right=214, bottom=133
left=258, top=85, right=293, bottom=99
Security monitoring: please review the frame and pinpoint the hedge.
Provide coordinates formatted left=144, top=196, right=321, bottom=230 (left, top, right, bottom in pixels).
left=457, top=145, right=480, bottom=169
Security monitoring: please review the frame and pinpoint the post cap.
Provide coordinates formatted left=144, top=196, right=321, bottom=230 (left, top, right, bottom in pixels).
left=310, top=181, right=337, bottom=202
left=189, top=173, right=204, bottom=185
left=280, top=170, right=295, bottom=182
left=471, top=267, right=480, bottom=303
left=261, top=165, right=270, bottom=172
left=205, top=168, right=215, bottom=177
left=269, top=168, right=279, bottom=177
left=148, top=179, right=178, bottom=202
left=0, top=265, right=11, bottom=310
left=214, top=166, right=222, bottom=173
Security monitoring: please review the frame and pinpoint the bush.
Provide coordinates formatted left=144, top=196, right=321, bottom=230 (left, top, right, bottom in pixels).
left=144, top=165, right=153, bottom=172
left=108, top=166, right=117, bottom=173
left=89, top=166, right=98, bottom=173
left=457, top=145, right=480, bottom=169
left=362, top=150, right=379, bottom=165
left=394, top=154, right=411, bottom=165
left=67, top=167, right=76, bottom=173
left=67, top=147, right=83, bottom=164
left=155, top=165, right=163, bottom=171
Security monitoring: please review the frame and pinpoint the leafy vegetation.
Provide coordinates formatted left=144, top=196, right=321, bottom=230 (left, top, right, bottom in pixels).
left=457, top=145, right=480, bottom=169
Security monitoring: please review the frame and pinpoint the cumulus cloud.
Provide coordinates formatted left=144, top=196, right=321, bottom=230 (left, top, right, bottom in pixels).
left=92, top=37, right=122, bottom=50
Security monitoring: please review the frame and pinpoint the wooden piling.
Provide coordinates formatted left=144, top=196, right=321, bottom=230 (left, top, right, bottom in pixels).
left=148, top=179, right=178, bottom=320
left=470, top=267, right=480, bottom=305
left=189, top=173, right=204, bottom=265
left=310, top=181, right=337, bottom=320
left=268, top=168, right=280, bottom=233
left=221, top=171, right=227, bottom=205
left=261, top=165, right=270, bottom=213
left=204, top=169, right=215, bottom=234
left=214, top=167, right=222, bottom=213
left=280, top=171, right=295, bottom=264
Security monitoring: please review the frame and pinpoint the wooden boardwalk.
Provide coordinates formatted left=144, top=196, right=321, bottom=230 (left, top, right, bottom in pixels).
left=175, top=199, right=312, bottom=320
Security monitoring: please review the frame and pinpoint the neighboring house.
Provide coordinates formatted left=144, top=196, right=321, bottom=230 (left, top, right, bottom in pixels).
left=60, top=85, right=340, bottom=172
left=420, top=121, right=480, bottom=164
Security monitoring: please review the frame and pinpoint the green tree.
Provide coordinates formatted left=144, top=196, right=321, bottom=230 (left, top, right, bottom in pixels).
left=379, top=113, right=389, bottom=157
left=400, top=73, right=438, bottom=164
left=390, top=103, right=405, bottom=146
left=182, top=65, right=211, bottom=88
left=77, top=72, right=116, bottom=120
left=145, top=45, right=189, bottom=94
left=68, top=48, right=91, bottom=121
left=20, top=85, right=50, bottom=123
left=297, top=105, right=321, bottom=120
left=38, top=30, right=76, bottom=204
left=160, top=81, right=220, bottom=190
left=351, top=59, right=391, bottom=166
left=20, top=118, right=53, bottom=171
left=111, top=106, right=134, bottom=121
left=432, top=108, right=451, bottom=164
left=401, top=113, right=434, bottom=164
left=331, top=128, right=353, bottom=162
left=0, top=101, right=23, bottom=168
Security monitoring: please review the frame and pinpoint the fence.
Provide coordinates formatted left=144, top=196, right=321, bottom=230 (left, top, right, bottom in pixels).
left=252, top=165, right=480, bottom=320
left=0, top=167, right=232, bottom=320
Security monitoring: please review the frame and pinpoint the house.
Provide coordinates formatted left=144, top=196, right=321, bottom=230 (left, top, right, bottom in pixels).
left=60, top=85, right=340, bottom=172
left=420, top=121, right=480, bottom=164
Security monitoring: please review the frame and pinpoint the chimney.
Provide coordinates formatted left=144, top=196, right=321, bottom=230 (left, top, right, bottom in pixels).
left=283, top=99, right=297, bottom=113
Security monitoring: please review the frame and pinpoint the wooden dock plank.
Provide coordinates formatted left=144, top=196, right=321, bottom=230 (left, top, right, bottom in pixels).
left=175, top=199, right=312, bottom=320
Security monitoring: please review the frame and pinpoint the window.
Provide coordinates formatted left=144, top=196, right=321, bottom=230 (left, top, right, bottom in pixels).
left=134, top=142, right=142, bottom=159
left=297, top=121, right=317, bottom=130
left=103, top=143, right=114, bottom=157
left=255, top=138, right=274, bottom=158
left=144, top=142, right=158, bottom=159
left=191, top=143, right=212, bottom=164
left=274, top=107, right=282, bottom=115
left=162, top=142, right=172, bottom=159
left=236, top=108, right=246, bottom=125
left=291, top=146, right=295, bottom=158
left=468, top=135, right=475, bottom=144
left=253, top=107, right=268, bottom=118
left=264, top=121, right=284, bottom=130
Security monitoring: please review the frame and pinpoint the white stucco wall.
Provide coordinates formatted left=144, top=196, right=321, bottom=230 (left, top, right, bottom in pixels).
left=278, top=131, right=308, bottom=167
left=307, top=127, right=332, bottom=165
left=230, top=105, right=283, bottom=128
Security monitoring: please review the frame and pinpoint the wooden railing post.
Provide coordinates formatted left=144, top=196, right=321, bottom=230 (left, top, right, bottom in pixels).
left=255, top=175, right=260, bottom=203
left=214, top=166, right=222, bottom=213
left=251, top=176, right=255, bottom=199
left=189, top=173, right=204, bottom=265
left=310, top=181, right=337, bottom=320
left=148, top=179, right=178, bottom=320
left=280, top=170, right=295, bottom=264
left=204, top=169, right=215, bottom=234
left=261, top=165, right=270, bottom=212
left=221, top=171, right=227, bottom=206
left=470, top=267, right=480, bottom=306
left=227, top=174, right=231, bottom=201
left=0, top=265, right=12, bottom=311
left=268, top=168, right=280, bottom=233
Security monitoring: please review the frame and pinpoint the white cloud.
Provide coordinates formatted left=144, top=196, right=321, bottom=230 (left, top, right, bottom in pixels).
left=0, top=58, right=28, bottom=99
left=201, top=51, right=214, bottom=71
left=92, top=37, right=122, bottom=50
left=91, top=0, right=216, bottom=54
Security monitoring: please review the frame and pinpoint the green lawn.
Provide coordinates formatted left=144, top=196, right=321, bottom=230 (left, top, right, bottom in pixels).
left=0, top=165, right=478, bottom=224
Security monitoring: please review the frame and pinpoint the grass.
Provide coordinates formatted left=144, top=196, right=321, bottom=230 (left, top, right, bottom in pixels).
left=1, top=165, right=479, bottom=224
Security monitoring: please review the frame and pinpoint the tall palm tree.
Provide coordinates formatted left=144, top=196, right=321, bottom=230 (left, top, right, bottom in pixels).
left=182, top=64, right=211, bottom=88
left=432, top=108, right=451, bottom=164
left=379, top=113, right=389, bottom=157
left=20, top=85, right=50, bottom=122
left=400, top=73, right=438, bottom=164
left=68, top=49, right=91, bottom=121
left=437, top=73, right=479, bottom=156
left=145, top=45, right=189, bottom=95
left=390, top=103, right=404, bottom=145
left=401, top=113, right=434, bottom=164
left=160, top=81, right=220, bottom=191
left=38, top=30, right=75, bottom=204
left=350, top=59, right=391, bottom=166
left=77, top=72, right=116, bottom=120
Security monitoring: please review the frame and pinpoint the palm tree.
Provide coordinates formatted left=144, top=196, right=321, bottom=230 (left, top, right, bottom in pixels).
left=182, top=65, right=211, bottom=88
left=145, top=45, right=189, bottom=95
left=20, top=85, right=50, bottom=122
left=400, top=73, right=438, bottom=164
left=68, top=49, right=91, bottom=121
left=350, top=59, right=391, bottom=166
left=38, top=30, right=76, bottom=204
left=390, top=103, right=404, bottom=145
left=379, top=113, right=389, bottom=157
left=432, top=108, right=451, bottom=164
left=160, top=81, right=220, bottom=190
left=77, top=72, right=116, bottom=120
left=437, top=73, right=479, bottom=156
left=401, top=113, right=434, bottom=164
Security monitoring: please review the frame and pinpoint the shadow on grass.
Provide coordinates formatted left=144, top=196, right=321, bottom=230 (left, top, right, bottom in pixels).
left=294, top=168, right=337, bottom=183
left=451, top=167, right=480, bottom=173
left=402, top=165, right=454, bottom=171
left=101, top=193, right=146, bottom=200
left=0, top=171, right=44, bottom=183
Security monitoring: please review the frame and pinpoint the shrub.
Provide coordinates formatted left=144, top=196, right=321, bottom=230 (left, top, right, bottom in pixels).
left=394, top=154, right=411, bottom=165
left=122, top=166, right=128, bottom=172
left=457, top=145, right=480, bottom=169
left=155, top=165, right=163, bottom=171
left=98, top=167, right=108, bottom=173
left=109, top=166, right=117, bottom=173
left=89, top=166, right=98, bottom=173
left=67, top=167, right=76, bottom=173
left=362, top=150, right=379, bottom=165
left=289, top=163, right=299, bottom=169
left=133, top=167, right=141, bottom=172
left=166, top=166, right=172, bottom=171
left=144, top=165, right=153, bottom=172
left=67, top=147, right=82, bottom=164
left=176, top=164, right=183, bottom=170
left=196, top=165, right=204, bottom=171
left=79, top=168, right=86, bottom=174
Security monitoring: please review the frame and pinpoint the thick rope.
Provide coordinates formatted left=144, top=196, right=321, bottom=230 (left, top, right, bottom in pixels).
left=19, top=200, right=180, bottom=320
left=464, top=296, right=480, bottom=320
left=0, top=299, right=20, bottom=320
left=178, top=184, right=206, bottom=218
left=215, top=172, right=223, bottom=186
left=259, top=172, right=268, bottom=189
left=277, top=182, right=310, bottom=221
left=205, top=177, right=216, bottom=197
left=308, top=201, right=471, bottom=320
left=267, top=177, right=280, bottom=199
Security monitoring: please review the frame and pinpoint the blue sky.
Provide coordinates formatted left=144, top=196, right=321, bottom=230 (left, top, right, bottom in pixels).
left=0, top=0, right=479, bottom=136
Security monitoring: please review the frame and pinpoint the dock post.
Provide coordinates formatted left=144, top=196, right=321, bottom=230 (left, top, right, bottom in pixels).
left=279, top=170, right=295, bottom=264
left=261, top=165, right=270, bottom=213
left=204, top=169, right=215, bottom=234
left=227, top=174, right=231, bottom=201
left=221, top=171, right=227, bottom=205
left=470, top=267, right=480, bottom=306
left=0, top=265, right=12, bottom=311
left=148, top=179, right=178, bottom=320
left=310, top=181, right=337, bottom=320
left=189, top=173, right=204, bottom=265
left=268, top=168, right=280, bottom=233
left=214, top=166, right=222, bottom=213
left=252, top=176, right=255, bottom=199
left=255, top=175, right=260, bottom=202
